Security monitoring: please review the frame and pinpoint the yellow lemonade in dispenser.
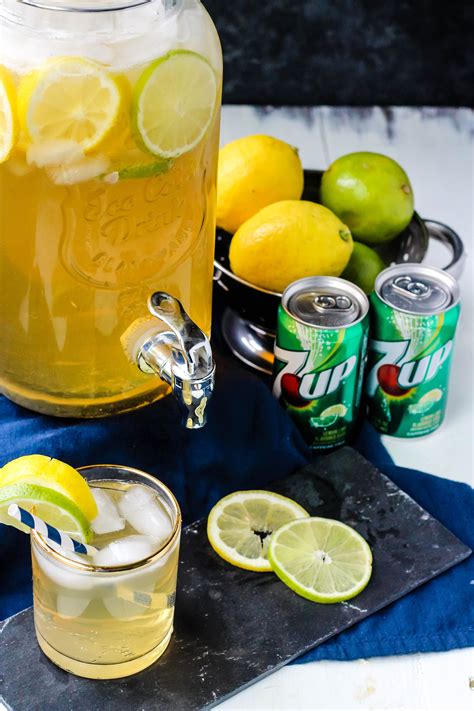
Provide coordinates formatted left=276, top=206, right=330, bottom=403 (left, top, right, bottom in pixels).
left=0, top=0, right=222, bottom=417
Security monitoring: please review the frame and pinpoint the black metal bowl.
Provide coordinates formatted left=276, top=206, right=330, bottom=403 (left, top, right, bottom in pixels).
left=213, top=169, right=465, bottom=373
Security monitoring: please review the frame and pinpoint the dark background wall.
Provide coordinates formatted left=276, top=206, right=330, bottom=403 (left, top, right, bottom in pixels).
left=204, top=0, right=473, bottom=107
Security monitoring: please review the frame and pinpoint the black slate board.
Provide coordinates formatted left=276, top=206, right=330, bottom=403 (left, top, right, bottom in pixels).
left=0, top=448, right=471, bottom=710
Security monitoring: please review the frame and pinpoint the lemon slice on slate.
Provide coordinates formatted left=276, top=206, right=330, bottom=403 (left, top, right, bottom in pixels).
left=207, top=490, right=309, bottom=572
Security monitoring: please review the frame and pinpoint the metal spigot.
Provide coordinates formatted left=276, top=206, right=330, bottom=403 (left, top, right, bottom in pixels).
left=126, top=292, right=215, bottom=429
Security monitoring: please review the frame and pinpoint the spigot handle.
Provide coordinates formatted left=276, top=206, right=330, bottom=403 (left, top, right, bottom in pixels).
left=125, top=292, right=215, bottom=429
left=148, top=292, right=213, bottom=378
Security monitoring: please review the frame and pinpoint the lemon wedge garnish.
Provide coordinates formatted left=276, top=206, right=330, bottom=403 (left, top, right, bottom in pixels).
left=0, top=455, right=98, bottom=542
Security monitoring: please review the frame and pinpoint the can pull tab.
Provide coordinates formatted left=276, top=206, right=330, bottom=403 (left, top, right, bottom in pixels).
left=393, top=275, right=432, bottom=299
left=314, top=294, right=353, bottom=312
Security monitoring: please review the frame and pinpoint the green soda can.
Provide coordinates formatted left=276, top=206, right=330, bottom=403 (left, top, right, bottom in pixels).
left=273, top=277, right=369, bottom=451
left=366, top=264, right=461, bottom=438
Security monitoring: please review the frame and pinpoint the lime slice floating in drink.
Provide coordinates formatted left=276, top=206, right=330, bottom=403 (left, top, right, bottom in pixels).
left=0, top=67, right=18, bottom=163
left=207, top=490, right=309, bottom=572
left=117, top=158, right=172, bottom=180
left=0, top=455, right=97, bottom=542
left=268, top=517, right=372, bottom=603
left=133, top=50, right=218, bottom=158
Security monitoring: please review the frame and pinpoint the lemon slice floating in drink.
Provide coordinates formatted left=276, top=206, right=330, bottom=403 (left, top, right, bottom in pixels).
left=268, top=517, right=372, bottom=603
left=0, top=455, right=97, bottom=542
left=18, top=57, right=124, bottom=153
left=0, top=67, right=18, bottom=163
left=207, top=490, right=309, bottom=572
left=133, top=50, right=218, bottom=158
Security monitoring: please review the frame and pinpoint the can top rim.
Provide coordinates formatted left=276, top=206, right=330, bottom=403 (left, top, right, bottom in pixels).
left=374, top=264, right=460, bottom=315
left=281, top=276, right=369, bottom=329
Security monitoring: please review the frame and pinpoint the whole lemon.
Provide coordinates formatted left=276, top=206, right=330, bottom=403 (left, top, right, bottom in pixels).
left=320, top=152, right=414, bottom=245
left=217, top=135, right=304, bottom=234
left=229, top=200, right=353, bottom=294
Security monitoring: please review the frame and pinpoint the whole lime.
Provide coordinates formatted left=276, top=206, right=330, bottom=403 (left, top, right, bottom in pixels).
left=341, top=242, right=385, bottom=294
left=320, top=152, right=414, bottom=244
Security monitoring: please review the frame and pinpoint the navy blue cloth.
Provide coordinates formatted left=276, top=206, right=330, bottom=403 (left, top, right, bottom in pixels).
left=0, top=363, right=472, bottom=662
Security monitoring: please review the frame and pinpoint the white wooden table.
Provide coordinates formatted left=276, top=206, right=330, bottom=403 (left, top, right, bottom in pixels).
left=217, top=106, right=474, bottom=711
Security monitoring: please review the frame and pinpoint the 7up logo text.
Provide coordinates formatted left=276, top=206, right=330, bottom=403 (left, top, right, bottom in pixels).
left=367, top=283, right=460, bottom=438
left=366, top=339, right=453, bottom=397
left=273, top=296, right=368, bottom=450
left=273, top=346, right=357, bottom=402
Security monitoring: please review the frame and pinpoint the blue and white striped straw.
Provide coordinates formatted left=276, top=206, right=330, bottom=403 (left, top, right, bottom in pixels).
left=7, top=504, right=97, bottom=556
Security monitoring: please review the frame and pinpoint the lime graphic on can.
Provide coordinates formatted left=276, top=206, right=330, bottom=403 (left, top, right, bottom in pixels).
left=366, top=265, right=460, bottom=438
left=273, top=277, right=369, bottom=451
left=408, top=388, right=443, bottom=415
left=311, top=404, right=348, bottom=429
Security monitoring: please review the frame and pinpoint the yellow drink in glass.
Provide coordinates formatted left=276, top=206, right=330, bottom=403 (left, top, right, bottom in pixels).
left=0, top=0, right=222, bottom=417
left=31, top=465, right=181, bottom=679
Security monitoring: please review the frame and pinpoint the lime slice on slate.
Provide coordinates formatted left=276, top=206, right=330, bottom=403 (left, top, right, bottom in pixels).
left=268, top=517, right=372, bottom=603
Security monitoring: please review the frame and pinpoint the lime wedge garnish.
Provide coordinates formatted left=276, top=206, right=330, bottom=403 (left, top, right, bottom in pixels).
left=268, top=517, right=372, bottom=603
left=0, top=455, right=97, bottom=542
left=207, top=490, right=309, bottom=572
left=0, top=483, right=92, bottom=542
left=133, top=50, right=218, bottom=158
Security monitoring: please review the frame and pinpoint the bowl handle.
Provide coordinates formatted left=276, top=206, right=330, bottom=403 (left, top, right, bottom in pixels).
left=424, top=219, right=466, bottom=279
